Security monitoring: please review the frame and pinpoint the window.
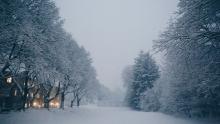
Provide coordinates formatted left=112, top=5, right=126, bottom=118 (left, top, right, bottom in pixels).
left=6, top=77, right=12, bottom=84
left=14, top=90, right=17, bottom=96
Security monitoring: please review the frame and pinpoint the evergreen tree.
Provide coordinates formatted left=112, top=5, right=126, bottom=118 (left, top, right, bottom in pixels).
left=127, top=51, right=159, bottom=110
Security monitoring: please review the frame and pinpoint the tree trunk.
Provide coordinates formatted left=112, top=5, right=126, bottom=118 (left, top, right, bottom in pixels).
left=22, top=71, right=29, bottom=111
left=1, top=62, right=10, bottom=74
left=44, top=101, right=50, bottom=110
left=1, top=43, right=16, bottom=74
left=76, top=94, right=80, bottom=107
left=77, top=99, right=80, bottom=107
left=70, top=100, right=74, bottom=108
left=60, top=92, right=65, bottom=109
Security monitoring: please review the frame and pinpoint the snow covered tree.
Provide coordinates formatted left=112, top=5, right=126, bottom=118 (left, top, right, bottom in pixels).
left=0, top=0, right=101, bottom=111
left=154, top=0, right=220, bottom=118
left=125, top=51, right=159, bottom=110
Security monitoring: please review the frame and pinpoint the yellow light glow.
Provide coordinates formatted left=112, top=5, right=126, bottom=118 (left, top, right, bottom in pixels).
left=33, top=102, right=38, bottom=107
left=50, top=102, right=54, bottom=106
left=49, top=102, right=60, bottom=108
left=55, top=102, right=60, bottom=107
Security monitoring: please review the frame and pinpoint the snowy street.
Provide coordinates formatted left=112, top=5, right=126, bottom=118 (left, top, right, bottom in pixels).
left=0, top=106, right=218, bottom=124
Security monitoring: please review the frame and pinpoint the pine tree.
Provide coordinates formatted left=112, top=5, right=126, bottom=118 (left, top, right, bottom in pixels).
left=127, top=51, right=159, bottom=110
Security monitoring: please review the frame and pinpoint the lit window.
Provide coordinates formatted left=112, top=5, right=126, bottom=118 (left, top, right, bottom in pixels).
left=6, top=77, right=12, bottom=84
left=55, top=102, right=60, bottom=107
left=49, top=101, right=60, bottom=108
left=14, top=90, right=17, bottom=96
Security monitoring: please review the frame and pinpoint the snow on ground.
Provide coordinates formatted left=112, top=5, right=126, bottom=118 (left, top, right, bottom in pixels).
left=0, top=105, right=219, bottom=124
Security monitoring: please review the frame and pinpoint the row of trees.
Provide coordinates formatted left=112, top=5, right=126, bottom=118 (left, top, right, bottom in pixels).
left=123, top=0, right=220, bottom=118
left=154, top=0, right=220, bottom=118
left=0, top=0, right=102, bottom=110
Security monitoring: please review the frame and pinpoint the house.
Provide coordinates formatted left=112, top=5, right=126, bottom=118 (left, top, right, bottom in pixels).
left=0, top=72, right=24, bottom=111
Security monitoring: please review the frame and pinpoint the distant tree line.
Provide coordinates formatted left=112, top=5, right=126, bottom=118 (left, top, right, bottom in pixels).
left=0, top=0, right=103, bottom=111
left=123, top=0, right=220, bottom=118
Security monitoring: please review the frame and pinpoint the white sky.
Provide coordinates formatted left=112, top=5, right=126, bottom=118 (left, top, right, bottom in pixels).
left=55, top=0, right=178, bottom=90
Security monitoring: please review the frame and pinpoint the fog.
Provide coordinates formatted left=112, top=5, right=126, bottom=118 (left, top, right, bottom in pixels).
left=55, top=0, right=178, bottom=90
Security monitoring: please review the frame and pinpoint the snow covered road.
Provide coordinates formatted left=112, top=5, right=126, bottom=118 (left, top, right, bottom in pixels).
left=0, top=106, right=219, bottom=124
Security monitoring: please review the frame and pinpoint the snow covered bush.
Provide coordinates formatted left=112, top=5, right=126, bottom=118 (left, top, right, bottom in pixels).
left=140, top=88, right=160, bottom=112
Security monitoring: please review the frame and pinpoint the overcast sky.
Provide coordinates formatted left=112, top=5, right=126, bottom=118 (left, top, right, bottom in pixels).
left=55, top=0, right=178, bottom=90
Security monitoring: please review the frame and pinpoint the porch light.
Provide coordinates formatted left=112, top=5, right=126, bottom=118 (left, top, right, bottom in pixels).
left=6, top=77, right=12, bottom=84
